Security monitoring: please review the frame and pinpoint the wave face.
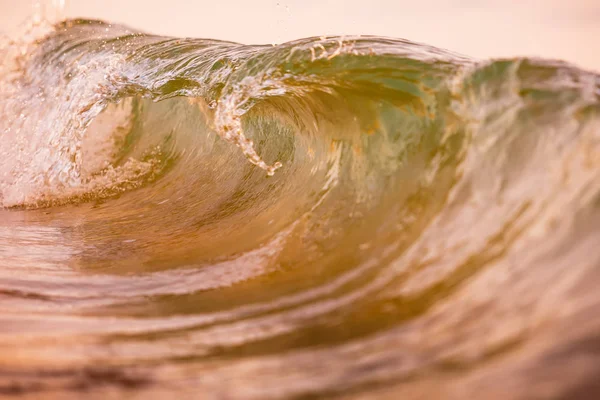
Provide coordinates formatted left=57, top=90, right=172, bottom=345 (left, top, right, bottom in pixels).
left=1, top=19, right=600, bottom=399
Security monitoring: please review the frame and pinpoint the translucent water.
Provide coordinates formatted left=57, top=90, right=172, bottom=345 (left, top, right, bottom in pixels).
left=0, top=17, right=599, bottom=399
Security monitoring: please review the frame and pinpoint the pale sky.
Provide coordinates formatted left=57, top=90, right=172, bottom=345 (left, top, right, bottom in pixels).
left=1, top=0, right=599, bottom=72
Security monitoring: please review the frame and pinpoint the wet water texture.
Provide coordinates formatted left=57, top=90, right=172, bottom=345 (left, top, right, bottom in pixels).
left=0, top=19, right=600, bottom=399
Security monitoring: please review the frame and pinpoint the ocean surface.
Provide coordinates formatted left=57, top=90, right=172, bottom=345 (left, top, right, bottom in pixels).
left=1, top=17, right=600, bottom=399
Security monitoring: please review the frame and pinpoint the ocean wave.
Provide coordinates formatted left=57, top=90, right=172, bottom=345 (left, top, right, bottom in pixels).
left=0, top=19, right=599, bottom=399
